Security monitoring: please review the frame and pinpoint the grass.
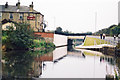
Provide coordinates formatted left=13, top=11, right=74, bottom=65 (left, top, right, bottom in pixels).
left=83, top=36, right=109, bottom=46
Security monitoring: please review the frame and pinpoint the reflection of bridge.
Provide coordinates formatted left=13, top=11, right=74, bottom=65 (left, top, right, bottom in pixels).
left=34, top=46, right=68, bottom=62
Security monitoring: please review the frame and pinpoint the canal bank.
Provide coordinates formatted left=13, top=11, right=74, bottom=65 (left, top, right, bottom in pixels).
left=75, top=35, right=118, bottom=56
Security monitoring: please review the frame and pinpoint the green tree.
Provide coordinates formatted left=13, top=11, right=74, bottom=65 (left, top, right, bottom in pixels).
left=6, top=23, right=34, bottom=50
left=55, top=27, right=62, bottom=33
left=95, top=24, right=120, bottom=36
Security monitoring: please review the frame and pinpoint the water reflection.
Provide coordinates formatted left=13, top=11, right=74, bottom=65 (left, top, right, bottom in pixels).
left=2, top=46, right=120, bottom=79
left=40, top=47, right=118, bottom=78
left=2, top=48, right=54, bottom=79
left=2, top=51, right=32, bottom=79
left=100, top=56, right=115, bottom=65
left=53, top=46, right=67, bottom=61
left=2, top=46, right=68, bottom=79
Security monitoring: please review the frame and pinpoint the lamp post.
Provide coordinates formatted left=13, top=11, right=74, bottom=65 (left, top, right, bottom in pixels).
left=95, top=12, right=97, bottom=35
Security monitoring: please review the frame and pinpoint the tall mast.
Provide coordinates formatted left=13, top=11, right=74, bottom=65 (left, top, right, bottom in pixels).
left=95, top=12, right=97, bottom=35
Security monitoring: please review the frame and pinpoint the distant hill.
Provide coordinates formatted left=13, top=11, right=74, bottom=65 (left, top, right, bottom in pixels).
left=95, top=24, right=120, bottom=36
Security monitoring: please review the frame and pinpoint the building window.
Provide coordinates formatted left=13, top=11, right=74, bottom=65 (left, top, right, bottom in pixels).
left=19, top=13, right=23, bottom=20
left=9, top=13, right=13, bottom=19
left=6, top=26, right=10, bottom=29
left=0, top=13, right=2, bottom=19
left=38, top=21, right=40, bottom=25
left=28, top=13, right=30, bottom=16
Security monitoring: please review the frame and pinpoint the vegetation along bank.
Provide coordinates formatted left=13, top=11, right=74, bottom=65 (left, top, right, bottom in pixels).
left=2, top=22, right=55, bottom=51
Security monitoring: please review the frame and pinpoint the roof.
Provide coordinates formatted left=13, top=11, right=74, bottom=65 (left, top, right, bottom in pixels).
left=2, top=19, right=17, bottom=24
left=0, top=5, right=43, bottom=15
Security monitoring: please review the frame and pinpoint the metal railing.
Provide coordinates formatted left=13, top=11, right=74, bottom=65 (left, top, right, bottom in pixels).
left=104, top=39, right=118, bottom=46
left=94, top=39, right=118, bottom=46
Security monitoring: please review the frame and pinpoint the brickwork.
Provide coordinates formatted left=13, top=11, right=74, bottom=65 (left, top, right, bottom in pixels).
left=34, top=32, right=54, bottom=42
left=34, top=52, right=53, bottom=61
left=34, top=32, right=54, bottom=38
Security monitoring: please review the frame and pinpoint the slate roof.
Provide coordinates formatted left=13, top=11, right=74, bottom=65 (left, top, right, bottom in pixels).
left=0, top=5, right=42, bottom=14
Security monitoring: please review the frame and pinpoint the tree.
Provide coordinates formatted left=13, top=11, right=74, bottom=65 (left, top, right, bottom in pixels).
left=6, top=22, right=34, bottom=50
left=95, top=24, right=119, bottom=36
left=55, top=27, right=62, bottom=33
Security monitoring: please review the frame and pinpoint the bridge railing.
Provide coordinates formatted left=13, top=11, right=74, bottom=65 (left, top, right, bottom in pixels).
left=94, top=39, right=118, bottom=46
left=104, top=39, right=118, bottom=46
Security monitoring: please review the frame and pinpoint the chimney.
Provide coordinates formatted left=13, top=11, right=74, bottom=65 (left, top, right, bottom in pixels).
left=5, top=2, right=8, bottom=8
left=17, top=1, right=20, bottom=9
left=29, top=2, right=34, bottom=12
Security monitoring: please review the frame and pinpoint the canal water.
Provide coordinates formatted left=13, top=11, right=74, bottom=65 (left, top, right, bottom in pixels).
left=2, top=46, right=120, bottom=79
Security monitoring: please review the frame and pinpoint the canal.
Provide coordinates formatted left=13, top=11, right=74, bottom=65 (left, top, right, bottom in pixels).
left=2, top=46, right=120, bottom=79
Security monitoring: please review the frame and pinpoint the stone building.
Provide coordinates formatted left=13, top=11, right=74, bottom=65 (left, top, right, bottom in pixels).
left=0, top=1, right=44, bottom=32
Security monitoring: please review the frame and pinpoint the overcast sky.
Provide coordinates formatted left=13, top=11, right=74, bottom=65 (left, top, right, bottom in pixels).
left=0, top=0, right=120, bottom=33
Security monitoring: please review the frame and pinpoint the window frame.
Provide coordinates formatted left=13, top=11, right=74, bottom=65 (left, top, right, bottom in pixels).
left=6, top=26, right=10, bottom=29
left=0, top=12, right=2, bottom=19
left=19, top=13, right=24, bottom=20
left=9, top=13, right=13, bottom=19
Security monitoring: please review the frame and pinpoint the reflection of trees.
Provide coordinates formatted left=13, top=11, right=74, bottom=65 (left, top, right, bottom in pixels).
left=100, top=56, right=115, bottom=65
left=2, top=51, right=34, bottom=78
left=100, top=56, right=120, bottom=77
left=30, top=48, right=54, bottom=57
left=2, top=48, right=55, bottom=79
left=116, top=57, right=120, bottom=76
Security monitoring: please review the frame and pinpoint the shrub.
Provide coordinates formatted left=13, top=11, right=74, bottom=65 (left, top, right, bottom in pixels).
left=4, top=23, right=34, bottom=50
left=33, top=39, right=55, bottom=49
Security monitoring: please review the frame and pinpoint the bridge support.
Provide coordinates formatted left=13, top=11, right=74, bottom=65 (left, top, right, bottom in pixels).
left=67, top=39, right=74, bottom=51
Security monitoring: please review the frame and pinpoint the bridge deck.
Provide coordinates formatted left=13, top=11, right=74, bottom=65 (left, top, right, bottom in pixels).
left=68, top=36, right=85, bottom=39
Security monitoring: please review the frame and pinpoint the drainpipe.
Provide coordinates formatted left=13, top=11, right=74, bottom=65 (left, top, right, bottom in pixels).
left=35, top=14, right=37, bottom=32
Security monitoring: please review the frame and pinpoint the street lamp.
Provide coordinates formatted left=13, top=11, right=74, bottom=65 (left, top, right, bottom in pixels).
left=95, top=12, right=97, bottom=35
left=40, top=20, right=48, bottom=32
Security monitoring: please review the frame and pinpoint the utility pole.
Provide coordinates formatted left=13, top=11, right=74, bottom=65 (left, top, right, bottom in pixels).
left=95, top=12, right=97, bottom=35
left=54, top=16, right=56, bottom=29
